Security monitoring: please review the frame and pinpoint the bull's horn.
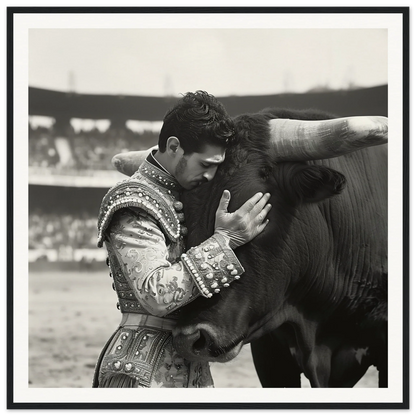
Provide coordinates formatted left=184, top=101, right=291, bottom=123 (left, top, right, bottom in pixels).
left=112, top=146, right=158, bottom=176
left=269, top=116, right=388, bottom=161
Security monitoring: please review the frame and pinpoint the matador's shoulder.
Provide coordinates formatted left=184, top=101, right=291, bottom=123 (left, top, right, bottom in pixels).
left=97, top=177, right=181, bottom=247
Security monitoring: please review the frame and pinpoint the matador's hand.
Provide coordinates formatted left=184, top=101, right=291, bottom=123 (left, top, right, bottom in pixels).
left=214, top=190, right=271, bottom=249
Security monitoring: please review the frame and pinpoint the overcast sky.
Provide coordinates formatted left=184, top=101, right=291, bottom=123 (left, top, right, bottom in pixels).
left=29, top=28, right=387, bottom=97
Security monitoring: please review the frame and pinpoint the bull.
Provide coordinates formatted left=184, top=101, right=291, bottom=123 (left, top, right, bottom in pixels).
left=114, top=108, right=387, bottom=388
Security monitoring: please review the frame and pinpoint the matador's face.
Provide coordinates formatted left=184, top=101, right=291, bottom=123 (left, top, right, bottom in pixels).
left=174, top=144, right=226, bottom=190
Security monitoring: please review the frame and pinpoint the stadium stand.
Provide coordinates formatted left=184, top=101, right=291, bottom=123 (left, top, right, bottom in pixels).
left=28, top=86, right=387, bottom=265
left=29, top=125, right=60, bottom=168
left=29, top=124, right=158, bottom=172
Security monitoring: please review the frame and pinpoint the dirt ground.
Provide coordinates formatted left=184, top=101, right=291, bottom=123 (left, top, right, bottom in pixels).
left=28, top=269, right=378, bottom=388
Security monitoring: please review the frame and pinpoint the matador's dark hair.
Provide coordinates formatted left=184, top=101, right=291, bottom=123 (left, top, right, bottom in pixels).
left=158, top=90, right=235, bottom=154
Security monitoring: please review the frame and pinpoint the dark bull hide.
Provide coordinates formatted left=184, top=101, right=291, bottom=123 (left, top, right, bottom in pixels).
left=173, top=108, right=387, bottom=388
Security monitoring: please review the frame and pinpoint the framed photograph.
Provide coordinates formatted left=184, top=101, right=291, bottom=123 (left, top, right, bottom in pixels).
left=7, top=6, right=409, bottom=410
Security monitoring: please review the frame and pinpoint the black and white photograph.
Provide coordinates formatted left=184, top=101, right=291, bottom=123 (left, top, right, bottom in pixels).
left=7, top=6, right=409, bottom=410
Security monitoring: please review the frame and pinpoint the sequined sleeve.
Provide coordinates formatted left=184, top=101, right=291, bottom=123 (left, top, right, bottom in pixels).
left=181, top=234, right=245, bottom=299
left=106, top=208, right=199, bottom=317
left=106, top=207, right=245, bottom=316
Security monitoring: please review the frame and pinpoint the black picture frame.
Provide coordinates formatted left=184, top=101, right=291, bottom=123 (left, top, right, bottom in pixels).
left=2, top=2, right=415, bottom=415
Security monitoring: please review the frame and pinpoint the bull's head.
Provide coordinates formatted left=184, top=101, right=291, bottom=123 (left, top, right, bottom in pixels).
left=112, top=110, right=388, bottom=363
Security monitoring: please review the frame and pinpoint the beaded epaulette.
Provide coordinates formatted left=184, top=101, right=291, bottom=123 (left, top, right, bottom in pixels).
left=97, top=179, right=181, bottom=247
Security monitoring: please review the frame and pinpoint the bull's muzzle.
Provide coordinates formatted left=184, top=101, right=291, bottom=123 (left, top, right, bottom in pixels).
left=173, top=323, right=244, bottom=363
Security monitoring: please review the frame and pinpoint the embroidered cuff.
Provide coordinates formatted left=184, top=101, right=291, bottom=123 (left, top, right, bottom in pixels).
left=181, top=233, right=245, bottom=298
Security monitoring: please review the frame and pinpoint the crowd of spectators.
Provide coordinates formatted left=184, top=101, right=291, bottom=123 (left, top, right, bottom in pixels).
left=29, top=126, right=60, bottom=168
left=29, top=211, right=97, bottom=250
left=29, top=121, right=160, bottom=260
left=29, top=123, right=159, bottom=172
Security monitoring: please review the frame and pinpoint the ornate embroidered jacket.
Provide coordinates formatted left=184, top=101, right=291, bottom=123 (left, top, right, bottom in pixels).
left=93, top=155, right=244, bottom=388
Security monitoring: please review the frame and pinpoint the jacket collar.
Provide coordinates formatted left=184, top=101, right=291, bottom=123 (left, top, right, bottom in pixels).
left=134, top=151, right=182, bottom=194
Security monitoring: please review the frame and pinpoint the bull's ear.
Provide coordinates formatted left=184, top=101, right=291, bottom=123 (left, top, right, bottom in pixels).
left=289, top=165, right=346, bottom=203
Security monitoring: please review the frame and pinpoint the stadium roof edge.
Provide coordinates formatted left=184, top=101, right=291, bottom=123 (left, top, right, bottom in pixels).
left=29, top=85, right=388, bottom=121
